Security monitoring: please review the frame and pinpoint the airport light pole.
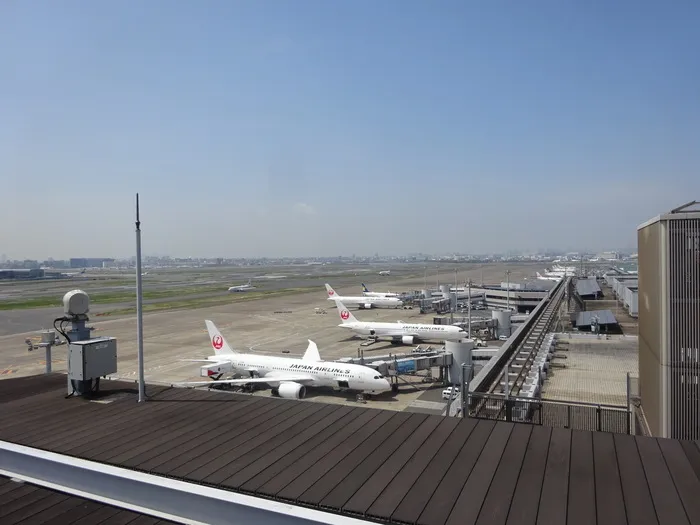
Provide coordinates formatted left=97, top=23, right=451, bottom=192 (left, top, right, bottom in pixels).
left=467, top=279, right=472, bottom=338
left=505, top=270, right=511, bottom=311
left=135, top=194, right=146, bottom=403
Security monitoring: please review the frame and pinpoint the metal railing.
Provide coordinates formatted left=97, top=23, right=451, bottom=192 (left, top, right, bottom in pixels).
left=466, top=392, right=631, bottom=434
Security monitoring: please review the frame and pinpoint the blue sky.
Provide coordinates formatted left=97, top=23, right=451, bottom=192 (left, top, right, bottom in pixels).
left=1, top=1, right=698, bottom=258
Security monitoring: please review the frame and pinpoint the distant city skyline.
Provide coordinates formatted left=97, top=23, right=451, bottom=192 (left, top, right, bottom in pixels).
left=1, top=248, right=637, bottom=267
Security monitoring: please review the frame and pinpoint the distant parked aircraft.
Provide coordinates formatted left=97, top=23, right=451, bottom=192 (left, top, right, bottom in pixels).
left=361, top=283, right=400, bottom=298
left=379, top=270, right=391, bottom=276
left=325, top=284, right=403, bottom=309
left=228, top=278, right=256, bottom=292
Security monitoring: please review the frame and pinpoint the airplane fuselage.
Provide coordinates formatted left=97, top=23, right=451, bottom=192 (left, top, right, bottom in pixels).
left=327, top=295, right=403, bottom=308
left=339, top=321, right=465, bottom=343
left=205, top=353, right=390, bottom=394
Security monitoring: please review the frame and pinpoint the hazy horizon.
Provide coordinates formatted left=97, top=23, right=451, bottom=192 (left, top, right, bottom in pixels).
left=2, top=2, right=698, bottom=260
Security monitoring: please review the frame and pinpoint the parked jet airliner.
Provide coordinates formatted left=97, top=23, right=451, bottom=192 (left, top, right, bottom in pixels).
left=228, top=278, right=256, bottom=292
left=325, top=284, right=403, bottom=309
left=361, top=283, right=400, bottom=298
left=176, top=320, right=392, bottom=398
left=332, top=298, right=466, bottom=345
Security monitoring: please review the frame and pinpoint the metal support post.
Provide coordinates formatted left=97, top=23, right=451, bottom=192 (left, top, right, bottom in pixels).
left=45, top=346, right=52, bottom=374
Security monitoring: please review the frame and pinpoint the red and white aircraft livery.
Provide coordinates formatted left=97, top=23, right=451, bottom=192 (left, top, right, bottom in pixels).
left=176, top=320, right=392, bottom=399
left=332, top=298, right=466, bottom=345
left=325, top=283, right=403, bottom=309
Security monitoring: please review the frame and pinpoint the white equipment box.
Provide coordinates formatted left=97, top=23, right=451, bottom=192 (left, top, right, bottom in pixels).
left=68, top=337, right=118, bottom=381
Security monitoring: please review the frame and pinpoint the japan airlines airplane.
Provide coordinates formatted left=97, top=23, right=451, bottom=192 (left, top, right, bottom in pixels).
left=176, top=320, right=392, bottom=398
left=228, top=279, right=256, bottom=292
left=361, top=283, right=400, bottom=298
left=332, top=298, right=467, bottom=345
left=325, top=284, right=403, bottom=309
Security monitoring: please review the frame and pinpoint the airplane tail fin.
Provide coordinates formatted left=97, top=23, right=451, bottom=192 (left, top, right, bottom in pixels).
left=333, top=299, right=358, bottom=324
left=361, top=283, right=370, bottom=293
left=205, top=320, right=237, bottom=355
left=324, top=283, right=338, bottom=298
left=302, top=340, right=321, bottom=361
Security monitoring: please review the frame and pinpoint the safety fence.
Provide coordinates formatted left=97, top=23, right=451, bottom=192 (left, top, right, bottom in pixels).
left=467, top=391, right=631, bottom=434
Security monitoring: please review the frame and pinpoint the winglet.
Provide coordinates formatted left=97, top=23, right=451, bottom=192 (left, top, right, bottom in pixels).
left=303, top=339, right=322, bottom=361
left=333, top=298, right=358, bottom=324
left=205, top=320, right=237, bottom=355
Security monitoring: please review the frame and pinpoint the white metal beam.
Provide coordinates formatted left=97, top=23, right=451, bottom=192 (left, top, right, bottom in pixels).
left=0, top=441, right=376, bottom=525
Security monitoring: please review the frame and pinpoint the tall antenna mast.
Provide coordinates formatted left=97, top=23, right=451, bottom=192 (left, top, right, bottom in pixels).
left=135, top=194, right=145, bottom=403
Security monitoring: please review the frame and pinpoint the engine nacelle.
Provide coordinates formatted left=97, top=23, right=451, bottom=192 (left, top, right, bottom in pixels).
left=401, top=335, right=414, bottom=345
left=276, top=382, right=306, bottom=399
left=363, top=303, right=372, bottom=309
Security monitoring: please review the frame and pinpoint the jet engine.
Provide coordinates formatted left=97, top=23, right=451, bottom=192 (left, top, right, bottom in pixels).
left=401, top=335, right=415, bottom=345
left=362, top=303, right=373, bottom=309
left=276, top=382, right=306, bottom=399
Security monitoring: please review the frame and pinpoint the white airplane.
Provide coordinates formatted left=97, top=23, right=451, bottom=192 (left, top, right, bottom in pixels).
left=379, top=270, right=391, bottom=276
left=536, top=272, right=563, bottom=282
left=361, top=283, right=400, bottom=298
left=228, top=278, right=256, bottom=292
left=332, top=298, right=467, bottom=345
left=325, top=284, right=403, bottom=309
left=176, top=320, right=392, bottom=399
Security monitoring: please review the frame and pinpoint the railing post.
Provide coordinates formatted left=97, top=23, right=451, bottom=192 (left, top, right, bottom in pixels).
left=596, top=406, right=602, bottom=432
left=566, top=404, right=571, bottom=429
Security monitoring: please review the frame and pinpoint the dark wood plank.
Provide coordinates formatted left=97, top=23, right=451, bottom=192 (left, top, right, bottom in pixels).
left=342, top=414, right=444, bottom=515
left=203, top=403, right=331, bottom=485
left=220, top=405, right=355, bottom=487
left=536, top=427, right=571, bottom=525
left=506, top=425, right=551, bottom=525
left=246, top=408, right=380, bottom=495
left=285, top=412, right=412, bottom=504
left=268, top=410, right=396, bottom=501
left=567, top=430, right=596, bottom=525
left=472, top=423, right=533, bottom=525
left=16, top=495, right=86, bottom=525
left=170, top=401, right=313, bottom=479
left=657, top=439, right=700, bottom=524
left=440, top=421, right=515, bottom=525
left=110, top=397, right=264, bottom=466
left=636, top=436, right=689, bottom=525
left=38, top=500, right=113, bottom=525
left=680, top=441, right=700, bottom=483
left=77, top=390, right=228, bottom=459
left=613, top=433, right=658, bottom=525
left=17, top=388, right=192, bottom=449
left=2, top=492, right=70, bottom=525
left=592, top=432, right=627, bottom=525
left=134, top=397, right=279, bottom=472
left=366, top=417, right=461, bottom=521
left=390, top=418, right=478, bottom=524
left=319, top=413, right=429, bottom=510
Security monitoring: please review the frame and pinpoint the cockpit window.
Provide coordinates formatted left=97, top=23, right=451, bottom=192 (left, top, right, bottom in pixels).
left=374, top=375, right=384, bottom=379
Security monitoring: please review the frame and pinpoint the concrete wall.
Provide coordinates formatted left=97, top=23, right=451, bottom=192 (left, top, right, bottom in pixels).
left=638, top=219, right=664, bottom=437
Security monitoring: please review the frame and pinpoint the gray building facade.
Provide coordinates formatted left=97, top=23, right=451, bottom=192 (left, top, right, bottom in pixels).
left=638, top=201, right=700, bottom=439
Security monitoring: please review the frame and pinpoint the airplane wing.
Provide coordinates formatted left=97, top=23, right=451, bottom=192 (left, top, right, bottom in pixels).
left=175, top=374, right=315, bottom=387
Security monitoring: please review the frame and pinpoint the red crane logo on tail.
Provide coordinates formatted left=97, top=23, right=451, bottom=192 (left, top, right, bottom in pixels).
left=340, top=310, right=350, bottom=320
left=328, top=289, right=335, bottom=296
left=212, top=335, right=224, bottom=350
